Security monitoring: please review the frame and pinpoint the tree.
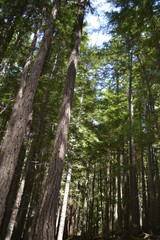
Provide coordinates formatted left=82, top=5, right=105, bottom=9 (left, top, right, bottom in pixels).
left=57, top=163, right=72, bottom=240
left=0, top=0, right=61, bottom=226
left=32, top=1, right=86, bottom=239
left=0, top=0, right=160, bottom=239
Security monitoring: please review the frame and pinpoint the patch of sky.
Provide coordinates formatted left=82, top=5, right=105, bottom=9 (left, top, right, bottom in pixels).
left=85, top=0, right=113, bottom=47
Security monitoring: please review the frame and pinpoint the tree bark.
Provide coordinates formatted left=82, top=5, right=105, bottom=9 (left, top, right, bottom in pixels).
left=96, top=177, right=100, bottom=236
left=57, top=164, right=72, bottom=240
left=82, top=162, right=89, bottom=236
left=88, top=168, right=95, bottom=238
left=117, top=151, right=122, bottom=231
left=128, top=51, right=140, bottom=231
left=11, top=51, right=59, bottom=240
left=147, top=146, right=157, bottom=233
left=73, top=182, right=81, bottom=235
left=100, top=169, right=104, bottom=228
left=33, top=1, right=86, bottom=239
left=123, top=145, right=130, bottom=233
left=104, top=155, right=111, bottom=240
left=0, top=121, right=31, bottom=239
left=141, top=149, right=148, bottom=231
left=0, top=0, right=61, bottom=227
left=154, top=148, right=160, bottom=224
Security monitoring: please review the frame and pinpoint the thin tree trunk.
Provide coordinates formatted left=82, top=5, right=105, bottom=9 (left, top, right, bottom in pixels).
left=73, top=182, right=81, bottom=235
left=82, top=163, right=89, bottom=236
left=104, top=155, right=111, bottom=240
left=23, top=158, right=47, bottom=240
left=68, top=195, right=74, bottom=236
left=100, top=169, right=104, bottom=228
left=96, top=178, right=100, bottom=236
left=88, top=168, right=95, bottom=238
left=4, top=179, right=25, bottom=240
left=0, top=145, right=24, bottom=239
left=56, top=199, right=62, bottom=237
left=111, top=158, right=115, bottom=237
left=117, top=151, right=122, bottom=231
left=147, top=146, right=157, bottom=233
left=154, top=148, right=160, bottom=223
left=57, top=164, right=72, bottom=240
left=0, top=0, right=61, bottom=226
left=123, top=145, right=130, bottom=233
left=33, top=1, right=86, bottom=239
left=141, top=149, right=148, bottom=231
left=129, top=51, right=140, bottom=231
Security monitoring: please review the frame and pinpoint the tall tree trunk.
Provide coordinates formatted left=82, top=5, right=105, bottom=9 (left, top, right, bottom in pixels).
left=104, top=155, right=111, bottom=240
left=57, top=164, right=72, bottom=240
left=55, top=199, right=62, bottom=237
left=88, top=168, right=95, bottom=238
left=100, top=169, right=104, bottom=228
left=109, top=157, right=114, bottom=236
left=154, top=148, right=160, bottom=224
left=23, top=159, right=46, bottom=240
left=0, top=0, right=61, bottom=226
left=128, top=51, right=140, bottom=232
left=147, top=146, right=157, bottom=233
left=96, top=178, right=100, bottom=236
left=82, top=163, right=89, bottom=236
left=11, top=51, right=59, bottom=240
left=141, top=149, right=148, bottom=231
left=117, top=151, right=122, bottom=231
left=32, top=1, right=86, bottom=239
left=73, top=182, right=81, bottom=235
left=68, top=195, right=74, bottom=237
left=4, top=178, right=25, bottom=240
left=0, top=122, right=31, bottom=239
left=123, top=145, right=130, bottom=233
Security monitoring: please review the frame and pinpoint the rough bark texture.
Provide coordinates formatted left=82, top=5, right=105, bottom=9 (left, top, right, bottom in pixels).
left=11, top=52, right=59, bottom=240
left=0, top=122, right=31, bottom=239
left=0, top=0, right=61, bottom=227
left=0, top=145, right=24, bottom=239
left=33, top=1, right=86, bottom=239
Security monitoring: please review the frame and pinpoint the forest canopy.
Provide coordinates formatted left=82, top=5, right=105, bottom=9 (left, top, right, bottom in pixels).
left=0, top=0, right=160, bottom=239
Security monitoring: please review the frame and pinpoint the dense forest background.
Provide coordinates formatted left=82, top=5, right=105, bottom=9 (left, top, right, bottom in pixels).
left=0, top=0, right=160, bottom=239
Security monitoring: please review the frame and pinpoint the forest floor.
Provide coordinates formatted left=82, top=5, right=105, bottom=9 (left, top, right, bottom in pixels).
left=67, top=233, right=160, bottom=240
